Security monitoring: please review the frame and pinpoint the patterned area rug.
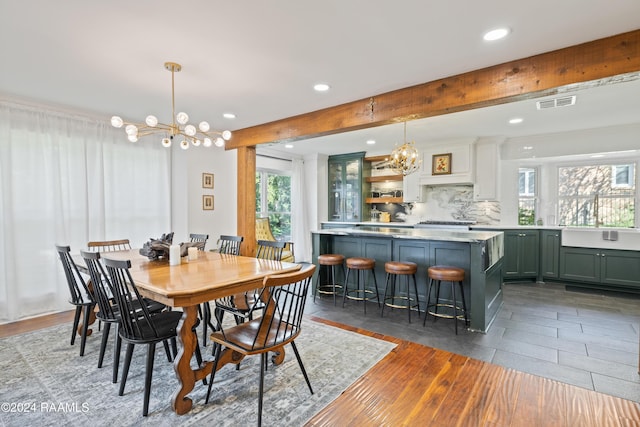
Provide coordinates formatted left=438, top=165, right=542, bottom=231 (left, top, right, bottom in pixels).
left=0, top=319, right=395, bottom=427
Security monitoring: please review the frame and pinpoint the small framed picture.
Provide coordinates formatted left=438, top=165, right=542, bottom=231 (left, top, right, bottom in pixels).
left=202, top=195, right=214, bottom=210
left=202, top=173, right=214, bottom=189
left=432, top=153, right=452, bottom=175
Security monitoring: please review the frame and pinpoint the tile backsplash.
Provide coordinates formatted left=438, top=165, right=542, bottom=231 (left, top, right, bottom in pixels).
left=375, top=185, right=500, bottom=224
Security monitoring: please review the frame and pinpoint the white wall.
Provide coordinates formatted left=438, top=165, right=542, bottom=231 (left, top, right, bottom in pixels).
left=172, top=145, right=237, bottom=250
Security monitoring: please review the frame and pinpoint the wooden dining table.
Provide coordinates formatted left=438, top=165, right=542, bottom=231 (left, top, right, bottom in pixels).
left=96, top=249, right=301, bottom=415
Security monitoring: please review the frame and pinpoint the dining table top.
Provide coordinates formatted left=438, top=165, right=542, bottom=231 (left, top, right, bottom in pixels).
left=97, top=249, right=301, bottom=307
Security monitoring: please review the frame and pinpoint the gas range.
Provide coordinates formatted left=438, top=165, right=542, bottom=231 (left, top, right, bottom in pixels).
left=414, top=220, right=477, bottom=230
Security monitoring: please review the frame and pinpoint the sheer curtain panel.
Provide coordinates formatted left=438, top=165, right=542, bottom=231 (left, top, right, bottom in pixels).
left=291, top=158, right=311, bottom=262
left=0, top=101, right=171, bottom=322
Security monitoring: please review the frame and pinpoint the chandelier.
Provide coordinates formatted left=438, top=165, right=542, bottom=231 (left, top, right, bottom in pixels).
left=110, top=62, right=231, bottom=150
left=390, top=122, right=421, bottom=176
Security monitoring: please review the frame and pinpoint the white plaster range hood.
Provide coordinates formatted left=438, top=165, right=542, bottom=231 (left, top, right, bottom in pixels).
left=418, top=138, right=476, bottom=186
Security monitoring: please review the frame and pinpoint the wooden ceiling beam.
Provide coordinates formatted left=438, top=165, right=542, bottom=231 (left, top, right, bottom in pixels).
left=226, top=29, right=640, bottom=149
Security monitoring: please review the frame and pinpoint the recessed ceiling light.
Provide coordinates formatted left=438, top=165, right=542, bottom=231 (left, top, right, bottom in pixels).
left=284, top=143, right=294, bottom=149
left=223, top=113, right=236, bottom=119
left=523, top=146, right=533, bottom=150
left=590, top=154, right=605, bottom=158
left=509, top=117, right=523, bottom=124
left=483, top=27, right=510, bottom=41
left=313, top=83, right=330, bottom=92
left=366, top=139, right=376, bottom=145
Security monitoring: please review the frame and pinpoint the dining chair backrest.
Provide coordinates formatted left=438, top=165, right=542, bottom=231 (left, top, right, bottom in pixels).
left=217, top=235, right=243, bottom=255
left=256, top=239, right=286, bottom=261
left=217, top=263, right=315, bottom=351
left=103, top=258, right=159, bottom=340
left=87, top=239, right=132, bottom=252
left=55, top=245, right=93, bottom=305
left=80, top=250, right=117, bottom=322
left=189, top=234, right=209, bottom=251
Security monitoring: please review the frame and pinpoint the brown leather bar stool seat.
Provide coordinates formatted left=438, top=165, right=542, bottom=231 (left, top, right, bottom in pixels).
left=381, top=261, right=420, bottom=323
left=342, top=257, right=380, bottom=314
left=314, top=254, right=345, bottom=305
left=424, top=265, right=468, bottom=334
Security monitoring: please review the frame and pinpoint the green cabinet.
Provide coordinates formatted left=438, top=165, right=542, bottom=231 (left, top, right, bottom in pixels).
left=540, top=230, right=561, bottom=279
left=328, top=152, right=369, bottom=222
left=560, top=247, right=640, bottom=290
left=503, top=230, right=539, bottom=280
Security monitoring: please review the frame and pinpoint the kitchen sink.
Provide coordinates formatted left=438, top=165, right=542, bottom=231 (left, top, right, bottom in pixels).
left=561, top=227, right=640, bottom=251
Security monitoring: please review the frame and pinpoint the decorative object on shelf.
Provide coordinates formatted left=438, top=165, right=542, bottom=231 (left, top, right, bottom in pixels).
left=203, top=194, right=214, bottom=210
left=110, top=62, right=232, bottom=150
left=390, top=122, right=421, bottom=176
left=432, top=153, right=452, bottom=175
left=202, top=172, right=214, bottom=189
left=139, top=232, right=205, bottom=260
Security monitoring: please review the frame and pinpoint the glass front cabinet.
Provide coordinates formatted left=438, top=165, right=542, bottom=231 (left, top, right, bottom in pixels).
left=328, top=152, right=369, bottom=222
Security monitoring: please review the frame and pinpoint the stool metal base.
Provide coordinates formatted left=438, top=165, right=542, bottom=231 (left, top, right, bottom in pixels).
left=381, top=272, right=420, bottom=323
left=314, top=262, right=345, bottom=306
left=342, top=266, right=380, bottom=314
left=424, top=277, right=468, bottom=334
left=427, top=303, right=468, bottom=321
left=346, top=288, right=378, bottom=301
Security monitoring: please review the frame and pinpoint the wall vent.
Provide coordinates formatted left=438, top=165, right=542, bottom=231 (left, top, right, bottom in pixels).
left=536, top=95, right=576, bottom=110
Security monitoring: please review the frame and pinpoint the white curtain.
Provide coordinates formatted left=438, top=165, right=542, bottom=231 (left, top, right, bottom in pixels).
left=291, top=158, right=311, bottom=262
left=0, top=100, right=171, bottom=323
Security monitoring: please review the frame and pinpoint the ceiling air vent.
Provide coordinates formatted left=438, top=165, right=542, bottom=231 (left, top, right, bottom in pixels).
left=536, top=95, right=576, bottom=110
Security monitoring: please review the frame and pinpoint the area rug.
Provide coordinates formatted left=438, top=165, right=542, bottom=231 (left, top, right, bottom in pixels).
left=0, top=319, right=396, bottom=427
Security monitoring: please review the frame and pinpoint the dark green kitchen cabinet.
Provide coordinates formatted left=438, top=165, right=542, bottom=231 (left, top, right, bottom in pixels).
left=540, top=230, right=561, bottom=279
left=503, top=230, right=539, bottom=280
left=328, top=152, right=369, bottom=222
left=560, top=246, right=640, bottom=290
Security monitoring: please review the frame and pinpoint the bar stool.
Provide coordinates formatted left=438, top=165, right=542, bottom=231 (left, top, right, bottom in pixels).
left=381, top=261, right=420, bottom=323
left=342, top=257, right=380, bottom=314
left=314, top=253, right=345, bottom=305
left=424, top=265, right=468, bottom=334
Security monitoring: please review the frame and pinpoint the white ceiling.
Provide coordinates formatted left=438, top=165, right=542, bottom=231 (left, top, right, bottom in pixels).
left=1, top=1, right=639, bottom=156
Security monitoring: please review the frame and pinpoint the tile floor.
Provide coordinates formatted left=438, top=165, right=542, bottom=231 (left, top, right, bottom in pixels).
left=304, top=280, right=640, bottom=402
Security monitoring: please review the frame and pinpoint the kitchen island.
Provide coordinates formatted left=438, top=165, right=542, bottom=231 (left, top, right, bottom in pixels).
left=312, top=226, right=504, bottom=333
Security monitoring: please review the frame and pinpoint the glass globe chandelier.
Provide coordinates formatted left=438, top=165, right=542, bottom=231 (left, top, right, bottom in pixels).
left=110, top=62, right=231, bottom=150
left=390, top=122, right=421, bottom=176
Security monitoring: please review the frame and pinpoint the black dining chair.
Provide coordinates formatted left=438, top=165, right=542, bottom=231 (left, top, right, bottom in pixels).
left=87, top=239, right=132, bottom=252
left=200, top=235, right=245, bottom=346
left=189, top=233, right=209, bottom=251
left=212, top=236, right=274, bottom=335
left=55, top=245, right=95, bottom=357
left=217, top=234, right=243, bottom=256
left=205, top=263, right=316, bottom=427
left=103, top=258, right=183, bottom=416
left=256, top=239, right=286, bottom=261
left=80, top=250, right=167, bottom=383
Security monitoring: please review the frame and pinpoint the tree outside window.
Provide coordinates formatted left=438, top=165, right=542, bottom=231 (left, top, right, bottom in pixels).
left=558, top=163, right=635, bottom=227
left=256, top=169, right=292, bottom=241
left=518, top=167, right=537, bottom=225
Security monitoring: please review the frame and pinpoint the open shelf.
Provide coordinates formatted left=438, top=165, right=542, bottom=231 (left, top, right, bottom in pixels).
left=366, top=197, right=403, bottom=204
left=366, top=175, right=403, bottom=183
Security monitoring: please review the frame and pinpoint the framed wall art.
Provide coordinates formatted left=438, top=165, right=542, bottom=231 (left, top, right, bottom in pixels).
left=202, top=195, right=214, bottom=210
left=202, top=173, right=214, bottom=189
left=432, top=153, right=452, bottom=175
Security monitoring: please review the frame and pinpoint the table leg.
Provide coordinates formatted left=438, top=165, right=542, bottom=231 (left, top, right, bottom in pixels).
left=171, top=305, right=213, bottom=415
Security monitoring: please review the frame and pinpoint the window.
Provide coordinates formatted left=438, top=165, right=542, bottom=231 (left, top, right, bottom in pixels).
left=518, top=167, right=537, bottom=225
left=558, top=163, right=635, bottom=227
left=612, top=165, right=633, bottom=188
left=256, top=169, right=292, bottom=241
